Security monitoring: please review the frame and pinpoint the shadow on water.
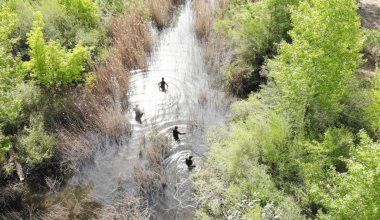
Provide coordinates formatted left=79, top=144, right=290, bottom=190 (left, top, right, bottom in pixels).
left=72, top=0, right=233, bottom=219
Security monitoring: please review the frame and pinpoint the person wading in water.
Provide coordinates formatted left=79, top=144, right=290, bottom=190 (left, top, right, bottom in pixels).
left=172, top=126, right=185, bottom=141
left=133, top=104, right=144, bottom=124
left=158, top=77, right=168, bottom=92
left=185, top=155, right=196, bottom=169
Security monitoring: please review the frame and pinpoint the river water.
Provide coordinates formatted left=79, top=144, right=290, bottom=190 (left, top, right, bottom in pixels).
left=72, top=1, right=231, bottom=219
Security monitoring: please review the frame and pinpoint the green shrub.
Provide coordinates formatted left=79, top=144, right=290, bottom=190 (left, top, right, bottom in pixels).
left=95, top=0, right=127, bottom=15
left=364, top=29, right=380, bottom=64
left=17, top=113, right=56, bottom=166
left=26, top=12, right=90, bottom=88
left=0, top=5, right=26, bottom=123
left=366, top=69, right=380, bottom=137
left=59, top=0, right=100, bottom=26
left=0, top=134, right=12, bottom=162
left=8, top=0, right=105, bottom=53
left=215, top=0, right=299, bottom=96
left=196, top=120, right=304, bottom=219
left=307, top=131, right=380, bottom=219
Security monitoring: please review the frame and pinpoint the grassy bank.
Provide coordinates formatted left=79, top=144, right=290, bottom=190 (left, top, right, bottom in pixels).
left=195, top=0, right=380, bottom=219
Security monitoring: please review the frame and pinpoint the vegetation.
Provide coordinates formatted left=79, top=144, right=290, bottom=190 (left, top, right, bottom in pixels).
left=0, top=0, right=168, bottom=218
left=196, top=0, right=380, bottom=219
left=26, top=12, right=91, bottom=88
left=1, top=0, right=379, bottom=219
left=210, top=0, right=299, bottom=96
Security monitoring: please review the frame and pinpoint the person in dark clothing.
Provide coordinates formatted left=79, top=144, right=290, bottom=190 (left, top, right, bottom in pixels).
left=158, top=77, right=168, bottom=92
left=133, top=104, right=144, bottom=124
left=185, top=156, right=196, bottom=169
left=173, top=126, right=185, bottom=141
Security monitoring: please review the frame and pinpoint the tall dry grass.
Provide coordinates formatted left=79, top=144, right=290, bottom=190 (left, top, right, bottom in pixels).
left=109, top=13, right=153, bottom=69
left=133, top=133, right=169, bottom=197
left=194, top=0, right=211, bottom=40
left=194, top=0, right=233, bottom=74
left=57, top=11, right=153, bottom=169
left=36, top=184, right=100, bottom=220
left=96, top=196, right=151, bottom=220
left=149, top=0, right=174, bottom=28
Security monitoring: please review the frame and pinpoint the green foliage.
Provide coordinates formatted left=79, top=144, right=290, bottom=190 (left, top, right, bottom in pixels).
left=8, top=0, right=105, bottom=54
left=17, top=113, right=56, bottom=166
left=270, top=0, right=363, bottom=136
left=196, top=99, right=304, bottom=219
left=95, top=0, right=127, bottom=15
left=0, top=134, right=12, bottom=162
left=0, top=5, right=22, bottom=121
left=26, top=12, right=90, bottom=88
left=198, top=0, right=374, bottom=219
left=364, top=29, right=380, bottom=64
left=59, top=0, right=100, bottom=26
left=215, top=0, right=299, bottom=96
left=306, top=131, right=380, bottom=219
left=366, top=69, right=380, bottom=136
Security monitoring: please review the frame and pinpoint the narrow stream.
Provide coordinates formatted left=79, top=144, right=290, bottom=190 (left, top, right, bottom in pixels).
left=72, top=1, right=231, bottom=219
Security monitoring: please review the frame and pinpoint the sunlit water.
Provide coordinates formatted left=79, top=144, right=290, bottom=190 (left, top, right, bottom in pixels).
left=72, top=1, right=232, bottom=219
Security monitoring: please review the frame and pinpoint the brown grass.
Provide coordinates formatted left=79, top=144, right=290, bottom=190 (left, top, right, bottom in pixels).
left=57, top=128, right=92, bottom=168
left=96, top=196, right=151, bottom=220
left=133, top=133, right=169, bottom=197
left=57, top=11, right=153, bottom=169
left=109, top=12, right=153, bottom=69
left=194, top=0, right=211, bottom=40
left=37, top=184, right=100, bottom=220
left=149, top=0, right=173, bottom=29
left=196, top=0, right=234, bottom=74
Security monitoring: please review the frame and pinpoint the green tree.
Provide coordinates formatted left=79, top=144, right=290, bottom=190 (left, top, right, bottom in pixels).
left=270, top=0, right=363, bottom=136
left=306, top=131, right=380, bottom=219
left=0, top=5, right=26, bottom=161
left=26, top=12, right=90, bottom=88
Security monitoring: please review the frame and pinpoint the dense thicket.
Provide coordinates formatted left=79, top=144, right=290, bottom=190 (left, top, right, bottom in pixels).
left=0, top=0, right=155, bottom=184
left=196, top=0, right=380, bottom=219
left=0, top=0, right=105, bottom=175
left=215, top=0, right=299, bottom=96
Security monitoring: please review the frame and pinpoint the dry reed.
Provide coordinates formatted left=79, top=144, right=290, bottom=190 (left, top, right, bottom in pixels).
left=57, top=11, right=153, bottom=168
left=96, top=196, right=151, bottom=220
left=194, top=0, right=211, bottom=40
left=133, top=133, right=169, bottom=197
left=109, top=12, right=153, bottom=69
left=149, top=0, right=173, bottom=29
left=195, top=0, right=234, bottom=74
left=37, top=184, right=99, bottom=220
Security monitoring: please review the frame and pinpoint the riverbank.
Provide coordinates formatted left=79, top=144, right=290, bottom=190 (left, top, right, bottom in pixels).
left=195, top=0, right=380, bottom=219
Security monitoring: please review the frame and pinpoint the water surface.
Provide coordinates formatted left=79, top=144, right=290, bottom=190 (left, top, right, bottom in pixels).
left=73, top=1, right=231, bottom=219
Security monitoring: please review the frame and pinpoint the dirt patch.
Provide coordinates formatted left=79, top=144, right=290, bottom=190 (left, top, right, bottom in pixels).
left=359, top=0, right=380, bottom=30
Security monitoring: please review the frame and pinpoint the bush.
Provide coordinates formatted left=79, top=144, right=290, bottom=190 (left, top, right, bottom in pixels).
left=364, top=29, right=380, bottom=64
left=0, top=134, right=12, bottom=163
left=306, top=131, right=380, bottom=219
left=26, top=12, right=91, bottom=88
left=59, top=0, right=100, bottom=26
left=195, top=116, right=304, bottom=219
left=365, top=69, right=380, bottom=137
left=17, top=113, right=56, bottom=166
left=214, top=0, right=299, bottom=96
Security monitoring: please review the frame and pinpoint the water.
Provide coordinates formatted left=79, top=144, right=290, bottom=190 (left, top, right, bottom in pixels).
left=72, top=1, right=232, bottom=219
